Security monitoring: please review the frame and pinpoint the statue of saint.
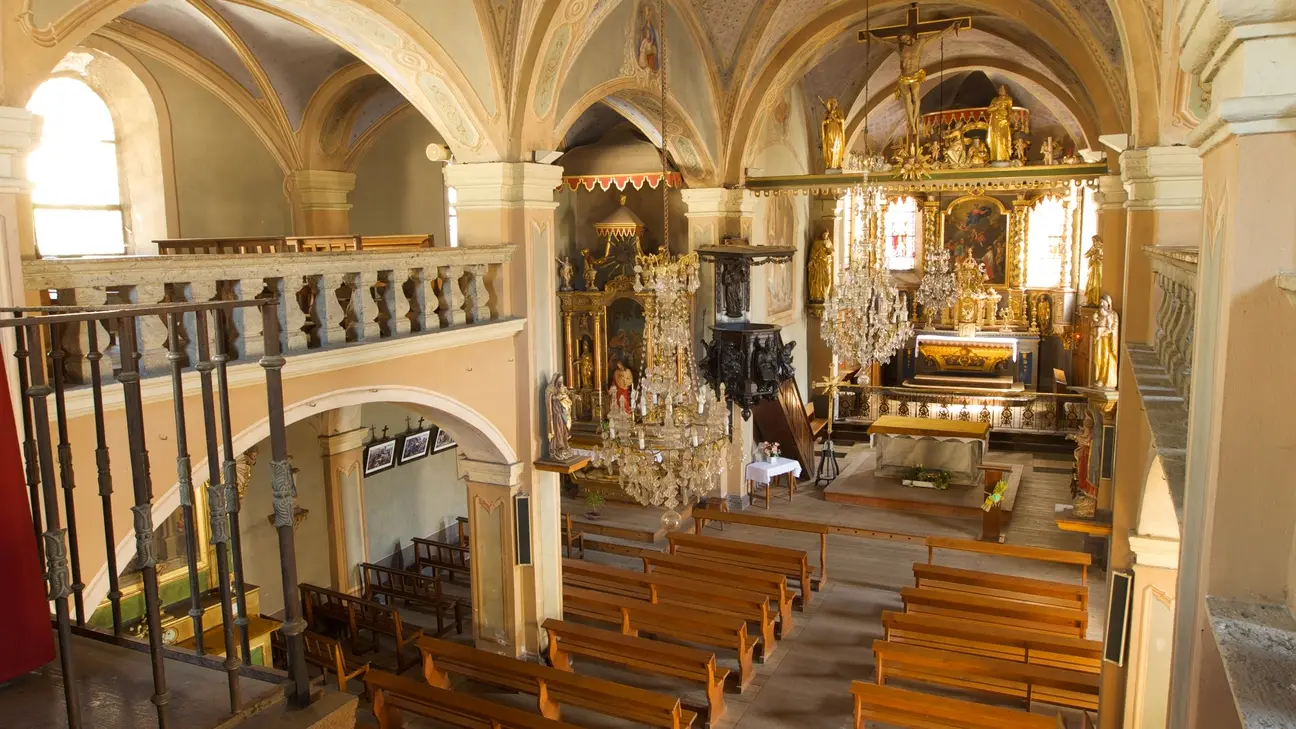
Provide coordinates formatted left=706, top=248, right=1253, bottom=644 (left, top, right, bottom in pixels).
left=578, top=340, right=594, bottom=390
left=985, top=85, right=1015, bottom=163
left=807, top=230, right=834, bottom=304
left=556, top=256, right=574, bottom=291
left=1093, top=295, right=1119, bottom=389
left=1068, top=412, right=1096, bottom=515
left=580, top=248, right=600, bottom=290
left=969, top=138, right=990, bottom=167
left=610, top=361, right=634, bottom=413
left=942, top=123, right=969, bottom=168
left=820, top=97, right=846, bottom=170
left=1036, top=294, right=1054, bottom=334
left=546, top=374, right=573, bottom=460
left=1085, top=235, right=1104, bottom=306
left=1040, top=136, right=1062, bottom=165
left=1012, top=137, right=1030, bottom=166
left=870, top=22, right=962, bottom=141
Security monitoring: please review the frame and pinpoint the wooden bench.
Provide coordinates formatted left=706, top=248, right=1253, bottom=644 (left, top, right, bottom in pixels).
left=561, top=513, right=585, bottom=559
left=300, top=583, right=425, bottom=672
left=412, top=537, right=471, bottom=582
left=900, top=586, right=1088, bottom=638
left=851, top=682, right=1063, bottom=729
left=562, top=558, right=778, bottom=661
left=667, top=532, right=815, bottom=607
left=417, top=635, right=697, bottom=728
left=456, top=516, right=470, bottom=548
left=926, top=537, right=1092, bottom=586
left=913, top=562, right=1089, bottom=612
left=643, top=550, right=793, bottom=632
left=563, top=586, right=757, bottom=690
left=156, top=236, right=288, bottom=254
left=873, top=639, right=1100, bottom=711
left=882, top=611, right=1102, bottom=674
left=544, top=618, right=729, bottom=724
left=362, top=562, right=465, bottom=637
left=365, top=668, right=586, bottom=729
left=271, top=629, right=369, bottom=691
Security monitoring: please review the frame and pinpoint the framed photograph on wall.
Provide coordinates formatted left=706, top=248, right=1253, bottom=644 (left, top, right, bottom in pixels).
left=432, top=427, right=457, bottom=454
left=363, top=439, right=398, bottom=476
left=398, top=429, right=432, bottom=465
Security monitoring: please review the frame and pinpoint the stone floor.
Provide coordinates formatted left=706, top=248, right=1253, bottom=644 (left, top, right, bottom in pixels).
left=358, top=447, right=1108, bottom=729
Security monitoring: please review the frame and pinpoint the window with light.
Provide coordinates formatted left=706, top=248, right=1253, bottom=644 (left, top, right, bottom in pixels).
left=447, top=185, right=459, bottom=247
left=1025, top=195, right=1066, bottom=289
left=27, top=77, right=127, bottom=256
left=883, top=195, right=919, bottom=271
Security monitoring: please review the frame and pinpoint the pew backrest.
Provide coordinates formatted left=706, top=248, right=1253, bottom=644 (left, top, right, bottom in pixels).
left=900, top=586, right=1088, bottom=637
left=850, top=682, right=1064, bottom=729
left=882, top=610, right=1102, bottom=673
left=925, top=536, right=1092, bottom=585
left=366, top=669, right=587, bottom=729
left=913, top=562, right=1089, bottom=611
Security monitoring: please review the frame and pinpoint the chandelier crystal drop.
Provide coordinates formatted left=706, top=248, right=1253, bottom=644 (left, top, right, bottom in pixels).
left=915, top=240, right=957, bottom=324
left=820, top=185, right=914, bottom=385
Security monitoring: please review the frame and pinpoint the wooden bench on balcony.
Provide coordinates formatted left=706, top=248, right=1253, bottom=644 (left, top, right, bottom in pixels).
left=850, top=682, right=1064, bottom=729
left=361, top=562, right=464, bottom=637
left=900, top=587, right=1088, bottom=637
left=412, top=537, right=471, bottom=583
left=299, top=583, right=424, bottom=673
left=366, top=669, right=587, bottom=729
left=155, top=234, right=435, bottom=255
left=666, top=532, right=815, bottom=607
left=882, top=611, right=1102, bottom=674
left=417, top=635, right=697, bottom=728
left=289, top=234, right=434, bottom=252
left=271, top=629, right=369, bottom=691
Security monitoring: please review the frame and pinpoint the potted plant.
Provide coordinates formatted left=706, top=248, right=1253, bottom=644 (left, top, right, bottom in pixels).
left=903, top=465, right=952, bottom=490
left=754, top=441, right=782, bottom=462
left=583, top=490, right=605, bottom=520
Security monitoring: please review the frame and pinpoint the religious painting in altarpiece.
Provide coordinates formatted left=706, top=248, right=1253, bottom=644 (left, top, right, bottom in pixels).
left=943, top=194, right=1010, bottom=286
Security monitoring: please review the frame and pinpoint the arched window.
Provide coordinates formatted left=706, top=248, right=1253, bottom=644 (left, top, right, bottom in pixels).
left=883, top=195, right=919, bottom=271
left=1025, top=195, right=1066, bottom=289
left=27, top=77, right=127, bottom=256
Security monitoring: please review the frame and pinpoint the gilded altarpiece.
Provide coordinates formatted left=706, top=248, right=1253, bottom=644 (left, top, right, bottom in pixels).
left=559, top=279, right=658, bottom=431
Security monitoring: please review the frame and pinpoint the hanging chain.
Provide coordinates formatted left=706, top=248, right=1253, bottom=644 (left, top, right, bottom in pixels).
left=659, top=0, right=669, bottom=251
left=864, top=0, right=871, bottom=151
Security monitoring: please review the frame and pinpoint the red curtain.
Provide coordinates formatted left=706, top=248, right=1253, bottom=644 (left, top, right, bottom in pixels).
left=0, top=350, right=55, bottom=680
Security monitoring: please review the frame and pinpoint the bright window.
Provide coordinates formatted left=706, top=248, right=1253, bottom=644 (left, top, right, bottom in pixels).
left=1025, top=195, right=1066, bottom=289
left=883, top=195, right=919, bottom=271
left=447, top=185, right=459, bottom=248
left=27, top=77, right=127, bottom=256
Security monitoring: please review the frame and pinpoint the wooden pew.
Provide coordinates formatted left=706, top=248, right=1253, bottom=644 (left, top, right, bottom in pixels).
left=299, top=583, right=425, bottom=672
left=155, top=236, right=288, bottom=255
left=416, top=635, right=697, bottom=728
left=851, top=682, right=1063, bottom=729
left=667, top=532, right=815, bottom=607
left=882, top=611, right=1102, bottom=674
left=563, top=586, right=757, bottom=690
left=456, top=516, right=470, bottom=548
left=873, top=639, right=1100, bottom=711
left=361, top=562, right=465, bottom=637
left=913, top=562, right=1088, bottom=611
left=271, top=629, right=369, bottom=691
left=365, top=668, right=586, bottom=729
left=412, top=537, right=471, bottom=582
left=356, top=234, right=434, bottom=250
left=544, top=618, right=729, bottom=724
left=561, top=513, right=585, bottom=559
left=900, top=586, right=1088, bottom=637
left=926, top=537, right=1092, bottom=586
left=562, top=558, right=778, bottom=661
left=642, top=550, right=793, bottom=631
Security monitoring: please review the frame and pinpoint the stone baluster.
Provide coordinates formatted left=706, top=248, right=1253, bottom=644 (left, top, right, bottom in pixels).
left=69, top=286, right=108, bottom=383
left=295, top=275, right=323, bottom=350
left=464, top=265, right=492, bottom=323
left=347, top=270, right=380, bottom=341
left=407, top=267, right=434, bottom=332
left=320, top=273, right=349, bottom=346
left=438, top=266, right=467, bottom=327
left=1168, top=287, right=1196, bottom=399
left=180, top=280, right=218, bottom=368
left=234, top=278, right=267, bottom=360
left=127, top=283, right=169, bottom=372
left=1158, top=282, right=1183, bottom=370
left=1152, top=271, right=1173, bottom=357
left=388, top=270, right=412, bottom=336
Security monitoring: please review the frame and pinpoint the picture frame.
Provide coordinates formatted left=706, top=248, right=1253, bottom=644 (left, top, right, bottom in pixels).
left=363, top=439, right=398, bottom=476
left=432, top=427, right=457, bottom=454
left=398, top=429, right=432, bottom=465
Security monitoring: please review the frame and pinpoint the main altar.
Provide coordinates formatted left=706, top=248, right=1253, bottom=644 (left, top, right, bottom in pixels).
left=867, top=415, right=989, bottom=486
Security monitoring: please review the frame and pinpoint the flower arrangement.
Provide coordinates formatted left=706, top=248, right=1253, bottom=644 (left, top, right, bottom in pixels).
left=904, top=465, right=952, bottom=490
left=981, top=479, right=1009, bottom=512
left=754, top=441, right=782, bottom=462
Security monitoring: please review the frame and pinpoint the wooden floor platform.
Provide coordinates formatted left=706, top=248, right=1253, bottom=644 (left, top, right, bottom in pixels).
left=823, top=448, right=1026, bottom=520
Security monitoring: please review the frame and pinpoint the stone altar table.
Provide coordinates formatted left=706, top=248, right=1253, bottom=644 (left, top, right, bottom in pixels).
left=866, top=416, right=991, bottom=486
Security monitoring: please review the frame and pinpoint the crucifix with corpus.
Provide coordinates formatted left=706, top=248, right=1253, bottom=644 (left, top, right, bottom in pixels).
left=860, top=2, right=972, bottom=144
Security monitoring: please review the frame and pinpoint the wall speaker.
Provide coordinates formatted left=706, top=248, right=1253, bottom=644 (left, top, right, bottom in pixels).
left=514, top=494, right=532, bottom=566
left=1104, top=570, right=1134, bottom=666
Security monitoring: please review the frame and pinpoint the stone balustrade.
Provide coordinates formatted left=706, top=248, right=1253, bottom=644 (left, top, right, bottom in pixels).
left=21, top=245, right=515, bottom=382
left=1147, top=246, right=1199, bottom=402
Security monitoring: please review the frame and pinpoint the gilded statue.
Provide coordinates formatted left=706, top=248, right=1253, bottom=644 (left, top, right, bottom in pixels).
left=942, top=123, right=969, bottom=168
left=546, top=374, right=573, bottom=460
left=869, top=21, right=962, bottom=140
left=808, top=230, right=834, bottom=304
left=578, top=340, right=594, bottom=390
left=1040, top=136, right=1062, bottom=166
left=1093, top=295, right=1119, bottom=389
left=556, top=255, right=574, bottom=291
left=820, top=97, right=846, bottom=170
left=969, top=138, right=990, bottom=167
left=1085, top=235, right=1104, bottom=306
left=580, top=248, right=600, bottom=290
left=985, top=85, right=1015, bottom=163
left=1036, top=294, right=1054, bottom=334
left=1012, top=137, right=1030, bottom=167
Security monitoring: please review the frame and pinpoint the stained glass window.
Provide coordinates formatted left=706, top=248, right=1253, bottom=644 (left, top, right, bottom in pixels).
left=883, top=195, right=919, bottom=271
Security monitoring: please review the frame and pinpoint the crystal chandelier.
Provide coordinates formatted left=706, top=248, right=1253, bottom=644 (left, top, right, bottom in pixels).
left=820, top=185, right=914, bottom=385
left=915, top=240, right=957, bottom=326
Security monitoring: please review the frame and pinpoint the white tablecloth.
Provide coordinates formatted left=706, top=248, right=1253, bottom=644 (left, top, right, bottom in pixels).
left=745, top=457, right=802, bottom=485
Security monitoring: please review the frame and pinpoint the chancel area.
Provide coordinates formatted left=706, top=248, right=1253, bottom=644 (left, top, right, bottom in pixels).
left=0, top=1, right=1292, bottom=729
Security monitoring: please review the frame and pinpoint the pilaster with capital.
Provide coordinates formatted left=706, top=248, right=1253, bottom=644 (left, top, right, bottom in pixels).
left=286, top=170, right=355, bottom=236
left=1094, top=174, right=1128, bottom=313
left=316, top=407, right=367, bottom=593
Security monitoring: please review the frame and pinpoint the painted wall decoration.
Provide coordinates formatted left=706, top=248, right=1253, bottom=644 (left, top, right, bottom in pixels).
left=636, top=0, right=660, bottom=73
left=765, top=193, right=795, bottom=318
left=944, top=196, right=1009, bottom=286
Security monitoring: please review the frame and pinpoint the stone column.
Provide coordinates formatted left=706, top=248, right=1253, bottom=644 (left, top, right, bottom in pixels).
left=1094, top=174, right=1128, bottom=313
left=316, top=407, right=367, bottom=594
left=444, top=163, right=564, bottom=655
left=1118, top=147, right=1202, bottom=343
left=286, top=170, right=356, bottom=236
left=460, top=459, right=528, bottom=655
left=0, top=108, right=37, bottom=398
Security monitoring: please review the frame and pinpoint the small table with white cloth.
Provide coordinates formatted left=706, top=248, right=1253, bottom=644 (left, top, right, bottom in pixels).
left=745, top=457, right=803, bottom=509
left=866, top=416, right=990, bottom=486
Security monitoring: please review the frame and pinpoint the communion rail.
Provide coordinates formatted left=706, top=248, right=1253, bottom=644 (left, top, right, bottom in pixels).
left=1146, top=246, right=1198, bottom=402
left=22, top=245, right=514, bottom=382
left=834, top=384, right=1087, bottom=435
left=2, top=300, right=310, bottom=728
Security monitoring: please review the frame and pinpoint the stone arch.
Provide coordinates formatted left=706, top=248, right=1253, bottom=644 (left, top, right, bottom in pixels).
left=80, top=384, right=514, bottom=616
left=13, top=0, right=501, bottom=161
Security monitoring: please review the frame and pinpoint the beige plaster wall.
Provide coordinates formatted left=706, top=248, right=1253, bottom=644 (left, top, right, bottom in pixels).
left=349, top=112, right=450, bottom=240
left=1122, top=209, right=1201, bottom=344
left=136, top=57, right=291, bottom=239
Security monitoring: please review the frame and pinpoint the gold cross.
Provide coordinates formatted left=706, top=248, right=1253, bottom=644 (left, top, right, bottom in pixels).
left=859, top=2, right=972, bottom=43
left=815, top=375, right=848, bottom=435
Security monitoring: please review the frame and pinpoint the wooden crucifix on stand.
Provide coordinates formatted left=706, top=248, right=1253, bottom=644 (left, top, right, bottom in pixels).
left=860, top=2, right=972, bottom=142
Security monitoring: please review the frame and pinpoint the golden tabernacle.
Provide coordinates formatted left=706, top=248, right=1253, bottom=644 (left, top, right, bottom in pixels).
left=867, top=415, right=990, bottom=485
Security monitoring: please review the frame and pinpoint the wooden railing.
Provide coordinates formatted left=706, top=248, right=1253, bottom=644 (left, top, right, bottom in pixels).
left=1147, top=246, right=1198, bottom=401
left=155, top=234, right=433, bottom=255
left=22, top=244, right=514, bottom=380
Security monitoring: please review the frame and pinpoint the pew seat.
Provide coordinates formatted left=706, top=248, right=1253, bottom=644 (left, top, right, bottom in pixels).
left=361, top=562, right=464, bottom=637
left=643, top=550, right=794, bottom=631
left=300, top=583, right=424, bottom=673
left=882, top=611, right=1102, bottom=674
left=900, top=586, right=1088, bottom=638
left=366, top=668, right=586, bottom=729
left=271, top=629, right=369, bottom=691
left=913, top=562, right=1088, bottom=612
left=850, top=682, right=1064, bottom=729
left=665, top=532, right=815, bottom=607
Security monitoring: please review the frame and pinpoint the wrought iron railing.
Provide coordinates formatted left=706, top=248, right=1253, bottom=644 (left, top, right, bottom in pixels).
left=833, top=384, right=1088, bottom=434
left=1147, top=246, right=1198, bottom=401
left=3, top=299, right=311, bottom=728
